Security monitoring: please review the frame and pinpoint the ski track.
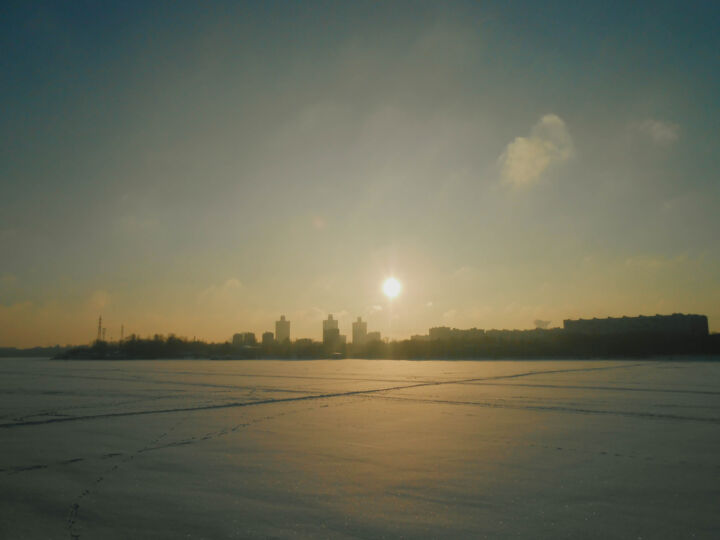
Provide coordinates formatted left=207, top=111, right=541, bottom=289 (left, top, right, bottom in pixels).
left=65, top=415, right=188, bottom=539
left=462, top=381, right=720, bottom=396
left=0, top=363, right=646, bottom=430
left=367, top=394, right=720, bottom=424
left=62, top=401, right=335, bottom=539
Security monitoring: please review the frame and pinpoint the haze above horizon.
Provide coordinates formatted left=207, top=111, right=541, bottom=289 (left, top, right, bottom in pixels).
left=2, top=1, right=719, bottom=347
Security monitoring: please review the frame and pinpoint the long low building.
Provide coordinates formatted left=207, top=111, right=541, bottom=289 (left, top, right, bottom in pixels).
left=563, top=314, right=709, bottom=337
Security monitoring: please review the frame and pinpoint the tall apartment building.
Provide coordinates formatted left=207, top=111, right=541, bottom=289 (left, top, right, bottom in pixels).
left=352, top=317, right=367, bottom=345
left=275, top=315, right=290, bottom=343
left=323, top=314, right=340, bottom=346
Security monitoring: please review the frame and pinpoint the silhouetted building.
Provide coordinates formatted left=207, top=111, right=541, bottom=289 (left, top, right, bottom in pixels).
left=324, top=328, right=340, bottom=348
left=485, top=329, right=558, bottom=342
left=275, top=315, right=290, bottom=343
left=352, top=317, right=367, bottom=345
left=429, top=327, right=452, bottom=340
left=324, top=329, right=340, bottom=350
left=262, top=332, right=274, bottom=346
left=366, top=331, right=382, bottom=343
left=323, top=315, right=339, bottom=346
left=232, top=332, right=257, bottom=346
left=429, top=327, right=485, bottom=340
left=563, top=314, right=709, bottom=337
left=411, top=334, right=430, bottom=341
left=451, top=328, right=485, bottom=340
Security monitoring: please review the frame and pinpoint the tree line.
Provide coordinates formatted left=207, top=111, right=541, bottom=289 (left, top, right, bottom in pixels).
left=54, top=331, right=720, bottom=360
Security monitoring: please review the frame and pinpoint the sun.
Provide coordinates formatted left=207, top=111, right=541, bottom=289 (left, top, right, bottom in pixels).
left=382, top=277, right=402, bottom=299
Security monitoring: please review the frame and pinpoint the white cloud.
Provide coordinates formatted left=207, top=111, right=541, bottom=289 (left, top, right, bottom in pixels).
left=499, top=114, right=573, bottom=187
left=442, top=309, right=457, bottom=321
left=197, top=279, right=243, bottom=308
left=334, top=310, right=351, bottom=321
left=634, top=119, right=679, bottom=145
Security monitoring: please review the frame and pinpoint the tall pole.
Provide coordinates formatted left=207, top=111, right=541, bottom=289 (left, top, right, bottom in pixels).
left=97, top=316, right=102, bottom=342
left=120, top=324, right=124, bottom=343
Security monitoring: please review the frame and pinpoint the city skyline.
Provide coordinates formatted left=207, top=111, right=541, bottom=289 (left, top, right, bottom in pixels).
left=2, top=2, right=720, bottom=347
left=46, top=311, right=715, bottom=361
left=63, top=310, right=711, bottom=349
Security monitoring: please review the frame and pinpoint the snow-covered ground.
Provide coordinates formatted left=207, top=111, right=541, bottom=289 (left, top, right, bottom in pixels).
left=1, top=358, right=719, bottom=539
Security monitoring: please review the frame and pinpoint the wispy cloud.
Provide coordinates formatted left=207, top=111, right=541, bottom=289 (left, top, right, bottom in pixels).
left=633, top=119, right=679, bottom=145
left=499, top=114, right=573, bottom=187
left=197, top=279, right=243, bottom=308
left=442, top=309, right=457, bottom=321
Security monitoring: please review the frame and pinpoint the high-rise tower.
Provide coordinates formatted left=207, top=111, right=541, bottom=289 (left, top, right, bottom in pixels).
left=323, top=314, right=340, bottom=346
left=275, top=315, right=290, bottom=343
left=352, top=317, right=367, bottom=345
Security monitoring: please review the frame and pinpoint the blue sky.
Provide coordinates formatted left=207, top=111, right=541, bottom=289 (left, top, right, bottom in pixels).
left=1, top=1, right=719, bottom=345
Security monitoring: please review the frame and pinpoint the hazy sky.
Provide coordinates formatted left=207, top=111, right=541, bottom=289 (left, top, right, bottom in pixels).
left=2, top=1, right=719, bottom=346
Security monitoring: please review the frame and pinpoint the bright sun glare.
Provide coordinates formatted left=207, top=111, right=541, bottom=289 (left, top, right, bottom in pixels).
left=382, top=277, right=402, bottom=299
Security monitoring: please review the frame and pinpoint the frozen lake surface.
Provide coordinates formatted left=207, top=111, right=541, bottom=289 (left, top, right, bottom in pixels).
left=2, top=358, right=719, bottom=539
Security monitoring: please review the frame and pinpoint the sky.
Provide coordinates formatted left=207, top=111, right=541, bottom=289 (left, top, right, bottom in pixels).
left=1, top=1, right=719, bottom=346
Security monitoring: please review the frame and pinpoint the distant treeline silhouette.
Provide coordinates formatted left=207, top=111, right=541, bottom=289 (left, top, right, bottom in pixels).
left=53, top=330, right=720, bottom=360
